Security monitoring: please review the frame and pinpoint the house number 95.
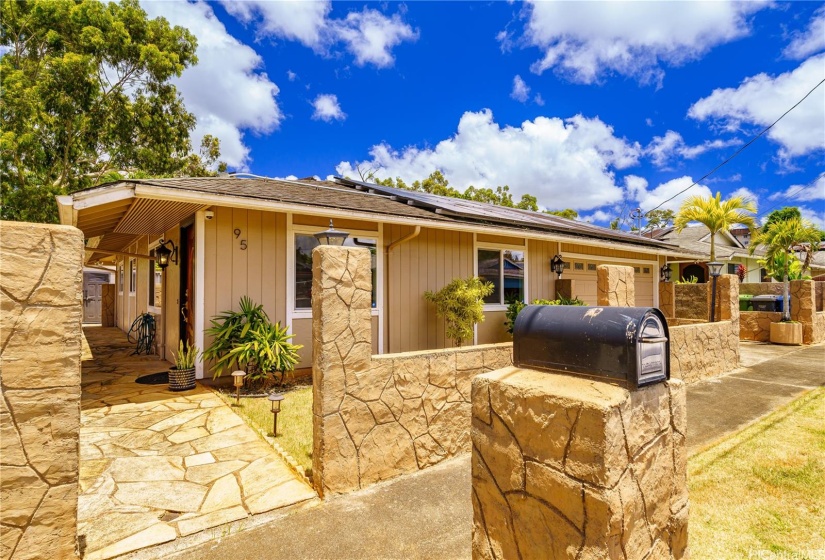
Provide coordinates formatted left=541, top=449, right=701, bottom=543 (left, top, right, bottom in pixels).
left=234, top=228, right=247, bottom=250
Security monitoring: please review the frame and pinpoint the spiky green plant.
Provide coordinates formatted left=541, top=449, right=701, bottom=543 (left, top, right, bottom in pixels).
left=425, top=277, right=494, bottom=347
left=223, top=321, right=303, bottom=383
left=674, top=192, right=757, bottom=261
left=203, top=296, right=270, bottom=378
left=174, top=340, right=199, bottom=370
left=750, top=217, right=821, bottom=321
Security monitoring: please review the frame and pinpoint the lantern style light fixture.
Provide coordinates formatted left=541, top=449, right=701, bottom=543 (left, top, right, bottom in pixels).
left=550, top=255, right=565, bottom=279
left=313, top=219, right=349, bottom=246
left=268, top=393, right=285, bottom=437
left=707, top=261, right=724, bottom=323
left=660, top=263, right=672, bottom=283
left=231, top=370, right=246, bottom=406
left=154, top=239, right=178, bottom=269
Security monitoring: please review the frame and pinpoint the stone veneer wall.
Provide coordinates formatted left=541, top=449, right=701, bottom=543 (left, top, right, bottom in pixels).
left=815, top=282, right=824, bottom=312
left=659, top=281, right=675, bottom=319
left=100, top=284, right=115, bottom=328
left=740, top=311, right=783, bottom=342
left=596, top=265, right=634, bottom=307
left=790, top=280, right=825, bottom=344
left=471, top=369, right=688, bottom=559
left=1, top=222, right=83, bottom=560
left=311, top=246, right=512, bottom=498
left=674, top=284, right=708, bottom=320
left=739, top=282, right=783, bottom=296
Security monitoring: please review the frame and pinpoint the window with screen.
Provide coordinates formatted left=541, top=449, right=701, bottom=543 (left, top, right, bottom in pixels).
left=477, top=248, right=524, bottom=305
left=118, top=262, right=124, bottom=293
left=294, top=234, right=377, bottom=310
left=129, top=260, right=136, bottom=294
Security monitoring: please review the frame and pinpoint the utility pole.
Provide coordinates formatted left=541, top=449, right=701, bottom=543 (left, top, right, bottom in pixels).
left=630, top=208, right=643, bottom=235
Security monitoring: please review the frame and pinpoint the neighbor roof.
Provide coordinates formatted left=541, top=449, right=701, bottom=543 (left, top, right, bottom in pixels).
left=649, top=225, right=765, bottom=260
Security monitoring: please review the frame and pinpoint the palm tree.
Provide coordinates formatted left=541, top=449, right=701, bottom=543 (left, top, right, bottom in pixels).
left=674, top=192, right=757, bottom=261
left=750, top=217, right=821, bottom=321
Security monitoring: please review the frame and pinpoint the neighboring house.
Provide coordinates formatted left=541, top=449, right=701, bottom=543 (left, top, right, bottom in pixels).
left=82, top=265, right=114, bottom=324
left=57, top=176, right=696, bottom=377
left=647, top=225, right=766, bottom=283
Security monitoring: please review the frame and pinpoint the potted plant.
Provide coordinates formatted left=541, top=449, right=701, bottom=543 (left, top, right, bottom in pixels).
left=169, top=340, right=199, bottom=391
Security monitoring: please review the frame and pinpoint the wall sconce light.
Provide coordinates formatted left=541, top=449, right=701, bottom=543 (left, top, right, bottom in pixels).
left=313, top=219, right=349, bottom=246
left=551, top=255, right=565, bottom=279
left=231, top=370, right=246, bottom=406
left=660, top=263, right=672, bottom=283
left=154, top=239, right=178, bottom=269
left=268, top=393, right=285, bottom=437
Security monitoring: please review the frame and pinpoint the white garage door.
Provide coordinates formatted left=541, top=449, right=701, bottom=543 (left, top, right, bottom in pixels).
left=563, top=258, right=655, bottom=307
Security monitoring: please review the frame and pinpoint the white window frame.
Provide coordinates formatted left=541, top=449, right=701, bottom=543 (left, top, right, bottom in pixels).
left=118, top=261, right=124, bottom=295
left=128, top=258, right=136, bottom=295
left=473, top=239, right=528, bottom=312
left=287, top=222, right=384, bottom=352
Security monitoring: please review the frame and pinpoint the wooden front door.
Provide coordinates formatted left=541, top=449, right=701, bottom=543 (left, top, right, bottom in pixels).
left=179, top=224, right=196, bottom=345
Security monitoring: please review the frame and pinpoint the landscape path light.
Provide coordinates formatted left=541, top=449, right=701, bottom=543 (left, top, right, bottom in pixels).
left=268, top=393, right=284, bottom=437
left=707, top=261, right=724, bottom=323
left=231, top=370, right=246, bottom=406
left=313, top=219, right=349, bottom=246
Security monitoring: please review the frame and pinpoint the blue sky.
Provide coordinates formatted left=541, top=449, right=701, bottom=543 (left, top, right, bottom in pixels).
left=143, top=1, right=825, bottom=229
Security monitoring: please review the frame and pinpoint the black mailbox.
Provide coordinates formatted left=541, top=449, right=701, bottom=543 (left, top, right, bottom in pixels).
left=512, top=306, right=670, bottom=389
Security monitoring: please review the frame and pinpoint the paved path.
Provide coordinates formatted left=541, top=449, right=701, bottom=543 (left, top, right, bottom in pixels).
left=78, top=328, right=317, bottom=560
left=166, top=340, right=824, bottom=560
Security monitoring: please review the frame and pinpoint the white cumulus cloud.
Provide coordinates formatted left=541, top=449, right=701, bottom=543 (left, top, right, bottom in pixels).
left=336, top=109, right=641, bottom=211
left=800, top=206, right=825, bottom=229
left=688, top=54, right=825, bottom=159
left=769, top=173, right=825, bottom=202
left=511, top=75, right=531, bottom=102
left=220, top=1, right=417, bottom=68
left=517, top=0, right=769, bottom=85
left=784, top=6, right=825, bottom=60
left=646, top=130, right=741, bottom=167
left=141, top=1, right=281, bottom=169
left=627, top=176, right=714, bottom=213
left=312, top=94, right=346, bottom=122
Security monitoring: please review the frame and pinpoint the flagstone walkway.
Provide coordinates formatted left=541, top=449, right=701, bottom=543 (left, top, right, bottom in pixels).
left=78, top=327, right=317, bottom=560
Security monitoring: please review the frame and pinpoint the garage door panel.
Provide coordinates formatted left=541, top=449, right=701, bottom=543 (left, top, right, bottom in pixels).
left=562, top=259, right=655, bottom=307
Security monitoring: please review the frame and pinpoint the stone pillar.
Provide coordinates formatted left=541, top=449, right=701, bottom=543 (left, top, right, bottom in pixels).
left=659, top=281, right=675, bottom=318
left=555, top=279, right=575, bottom=301
left=597, top=265, right=635, bottom=306
left=710, top=274, right=739, bottom=323
left=790, top=279, right=815, bottom=344
left=1, top=222, right=83, bottom=559
left=311, top=245, right=373, bottom=497
left=471, top=368, right=688, bottom=560
left=101, top=284, right=115, bottom=327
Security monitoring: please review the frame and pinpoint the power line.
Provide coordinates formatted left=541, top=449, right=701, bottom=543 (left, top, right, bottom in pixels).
left=643, top=76, right=825, bottom=216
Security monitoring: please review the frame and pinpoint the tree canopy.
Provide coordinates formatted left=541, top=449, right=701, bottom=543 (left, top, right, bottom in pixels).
left=544, top=208, right=578, bottom=220
left=369, top=170, right=540, bottom=211
left=674, top=192, right=757, bottom=261
left=1, top=0, right=221, bottom=223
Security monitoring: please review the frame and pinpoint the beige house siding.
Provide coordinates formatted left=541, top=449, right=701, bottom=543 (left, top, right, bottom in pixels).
left=162, top=225, right=181, bottom=363
left=385, top=225, right=474, bottom=353
left=527, top=238, right=559, bottom=301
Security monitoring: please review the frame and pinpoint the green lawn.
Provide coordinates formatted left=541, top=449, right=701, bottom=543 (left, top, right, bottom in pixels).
left=216, top=384, right=314, bottom=478
left=688, top=388, right=825, bottom=559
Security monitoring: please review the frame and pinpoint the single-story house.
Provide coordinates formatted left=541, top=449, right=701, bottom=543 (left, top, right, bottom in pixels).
left=647, top=224, right=767, bottom=283
left=57, top=176, right=697, bottom=377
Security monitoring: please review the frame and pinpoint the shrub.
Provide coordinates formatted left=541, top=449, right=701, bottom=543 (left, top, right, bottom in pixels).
left=424, top=277, right=494, bottom=347
left=504, top=296, right=586, bottom=334
left=174, top=340, right=199, bottom=370
left=203, top=296, right=302, bottom=382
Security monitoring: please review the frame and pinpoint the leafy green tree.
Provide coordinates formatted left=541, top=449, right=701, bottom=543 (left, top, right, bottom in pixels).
left=544, top=208, right=578, bottom=220
left=750, top=217, right=821, bottom=321
left=645, top=209, right=675, bottom=230
left=374, top=170, right=539, bottom=211
left=424, top=277, right=494, bottom=347
left=674, top=192, right=757, bottom=261
left=1, top=0, right=219, bottom=223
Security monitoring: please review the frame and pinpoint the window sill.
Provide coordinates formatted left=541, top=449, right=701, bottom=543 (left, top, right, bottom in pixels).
left=483, top=304, right=509, bottom=312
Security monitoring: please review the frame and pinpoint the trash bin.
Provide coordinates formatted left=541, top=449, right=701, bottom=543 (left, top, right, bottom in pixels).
left=752, top=294, right=780, bottom=312
left=739, top=294, right=754, bottom=311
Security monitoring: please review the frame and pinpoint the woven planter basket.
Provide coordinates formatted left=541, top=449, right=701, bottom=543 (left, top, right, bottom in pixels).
left=169, top=367, right=196, bottom=391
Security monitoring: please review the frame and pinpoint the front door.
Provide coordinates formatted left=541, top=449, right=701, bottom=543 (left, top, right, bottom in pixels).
left=179, top=224, right=196, bottom=345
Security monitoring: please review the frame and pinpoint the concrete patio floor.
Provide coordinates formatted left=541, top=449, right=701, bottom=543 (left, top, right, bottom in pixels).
left=78, top=327, right=317, bottom=560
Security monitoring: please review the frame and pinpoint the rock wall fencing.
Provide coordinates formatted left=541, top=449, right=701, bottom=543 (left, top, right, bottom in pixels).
left=674, top=283, right=708, bottom=320
left=669, top=321, right=740, bottom=383
left=311, top=246, right=512, bottom=498
left=740, top=311, right=782, bottom=342
left=739, top=282, right=783, bottom=296
left=100, top=284, right=115, bottom=328
left=815, top=282, right=824, bottom=312
left=1, top=221, right=83, bottom=560
left=471, top=369, right=688, bottom=559
left=791, top=280, right=825, bottom=344
left=596, top=265, right=634, bottom=307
